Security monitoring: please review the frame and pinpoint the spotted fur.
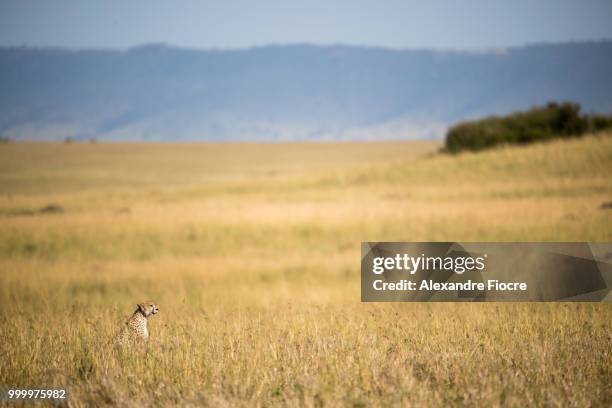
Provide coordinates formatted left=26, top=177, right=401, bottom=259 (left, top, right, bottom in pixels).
left=115, top=301, right=159, bottom=346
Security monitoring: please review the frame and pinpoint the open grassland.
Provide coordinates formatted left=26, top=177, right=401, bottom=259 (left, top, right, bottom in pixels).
left=0, top=135, right=611, bottom=407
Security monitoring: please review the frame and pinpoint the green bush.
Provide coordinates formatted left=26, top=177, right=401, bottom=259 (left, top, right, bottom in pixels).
left=590, top=114, right=612, bottom=132
left=445, top=102, right=611, bottom=153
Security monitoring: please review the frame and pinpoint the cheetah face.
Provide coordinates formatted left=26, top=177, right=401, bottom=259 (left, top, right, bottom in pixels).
left=137, top=301, right=159, bottom=317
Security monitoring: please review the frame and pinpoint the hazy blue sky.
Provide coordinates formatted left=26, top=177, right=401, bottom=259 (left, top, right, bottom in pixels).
left=1, top=0, right=611, bottom=50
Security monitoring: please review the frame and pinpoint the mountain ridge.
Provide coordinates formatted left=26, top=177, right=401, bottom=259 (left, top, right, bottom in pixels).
left=1, top=41, right=611, bottom=141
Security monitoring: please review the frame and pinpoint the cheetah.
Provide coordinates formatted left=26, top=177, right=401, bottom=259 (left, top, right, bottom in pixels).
left=115, top=300, right=159, bottom=346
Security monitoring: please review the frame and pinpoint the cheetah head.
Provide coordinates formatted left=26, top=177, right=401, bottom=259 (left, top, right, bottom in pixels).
left=137, top=301, right=159, bottom=317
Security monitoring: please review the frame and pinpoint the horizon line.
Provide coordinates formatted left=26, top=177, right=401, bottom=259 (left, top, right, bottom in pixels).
left=1, top=38, right=612, bottom=54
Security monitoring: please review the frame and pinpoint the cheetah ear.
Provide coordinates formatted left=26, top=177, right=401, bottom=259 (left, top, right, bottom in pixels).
left=137, top=303, right=146, bottom=313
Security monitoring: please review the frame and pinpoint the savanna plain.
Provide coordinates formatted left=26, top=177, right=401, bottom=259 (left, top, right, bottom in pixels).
left=0, top=134, right=611, bottom=407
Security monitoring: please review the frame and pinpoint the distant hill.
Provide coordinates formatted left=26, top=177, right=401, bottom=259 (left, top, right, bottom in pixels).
left=1, top=41, right=611, bottom=141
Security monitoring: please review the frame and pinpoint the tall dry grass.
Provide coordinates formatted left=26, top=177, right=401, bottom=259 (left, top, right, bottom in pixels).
left=0, top=134, right=611, bottom=406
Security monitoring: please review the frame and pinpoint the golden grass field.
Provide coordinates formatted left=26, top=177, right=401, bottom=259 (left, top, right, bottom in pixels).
left=0, top=134, right=611, bottom=406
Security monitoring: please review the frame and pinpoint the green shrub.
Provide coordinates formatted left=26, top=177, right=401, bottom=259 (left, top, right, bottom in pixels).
left=445, top=102, right=611, bottom=153
left=590, top=114, right=612, bottom=132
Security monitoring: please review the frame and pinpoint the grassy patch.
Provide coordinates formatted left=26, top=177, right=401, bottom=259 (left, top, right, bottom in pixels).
left=0, top=135, right=611, bottom=405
